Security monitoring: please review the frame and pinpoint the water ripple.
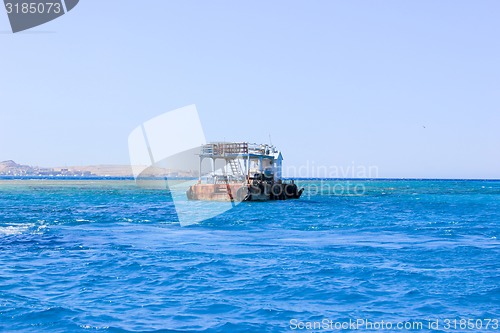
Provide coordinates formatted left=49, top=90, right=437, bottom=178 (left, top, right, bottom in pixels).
left=0, top=180, right=499, bottom=332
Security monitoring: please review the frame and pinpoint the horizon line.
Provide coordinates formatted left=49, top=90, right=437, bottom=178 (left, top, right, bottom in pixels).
left=0, top=176, right=499, bottom=181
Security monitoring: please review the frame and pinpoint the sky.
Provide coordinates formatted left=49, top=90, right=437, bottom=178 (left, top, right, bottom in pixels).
left=1, top=1, right=499, bottom=179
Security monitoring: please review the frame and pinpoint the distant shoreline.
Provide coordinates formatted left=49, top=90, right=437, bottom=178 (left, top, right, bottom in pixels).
left=0, top=176, right=499, bottom=182
left=0, top=160, right=196, bottom=178
left=2, top=161, right=499, bottom=181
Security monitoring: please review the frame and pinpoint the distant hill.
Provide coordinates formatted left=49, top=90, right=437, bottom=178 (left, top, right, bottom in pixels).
left=0, top=160, right=38, bottom=175
left=0, top=160, right=18, bottom=169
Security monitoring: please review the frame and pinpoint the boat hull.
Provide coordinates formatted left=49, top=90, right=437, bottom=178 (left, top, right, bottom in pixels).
left=186, top=182, right=303, bottom=201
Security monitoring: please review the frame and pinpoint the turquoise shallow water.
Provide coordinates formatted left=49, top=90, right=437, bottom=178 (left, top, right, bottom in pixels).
left=0, top=179, right=499, bottom=332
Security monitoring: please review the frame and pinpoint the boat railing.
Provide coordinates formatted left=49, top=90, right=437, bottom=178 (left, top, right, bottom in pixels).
left=201, top=142, right=275, bottom=157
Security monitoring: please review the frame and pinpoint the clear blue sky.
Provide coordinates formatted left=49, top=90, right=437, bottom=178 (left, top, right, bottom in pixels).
left=1, top=1, right=499, bottom=178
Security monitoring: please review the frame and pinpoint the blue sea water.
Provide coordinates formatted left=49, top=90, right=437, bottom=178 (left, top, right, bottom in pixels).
left=0, top=179, right=499, bottom=333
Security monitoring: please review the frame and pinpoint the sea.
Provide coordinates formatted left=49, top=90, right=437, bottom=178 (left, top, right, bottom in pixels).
left=0, top=179, right=498, bottom=333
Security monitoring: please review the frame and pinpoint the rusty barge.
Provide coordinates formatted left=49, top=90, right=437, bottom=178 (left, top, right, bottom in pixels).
left=186, top=142, right=303, bottom=201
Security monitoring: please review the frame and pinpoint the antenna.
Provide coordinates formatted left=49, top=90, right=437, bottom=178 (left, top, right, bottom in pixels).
left=269, top=134, right=273, bottom=146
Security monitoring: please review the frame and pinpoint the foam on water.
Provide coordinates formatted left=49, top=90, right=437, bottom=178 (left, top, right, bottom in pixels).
left=0, top=225, right=30, bottom=235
